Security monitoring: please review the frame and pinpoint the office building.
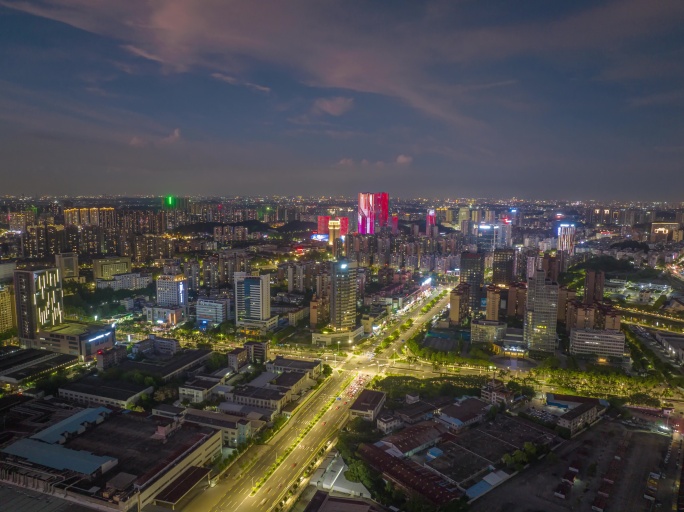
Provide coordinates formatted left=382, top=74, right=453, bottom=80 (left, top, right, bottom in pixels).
left=35, top=321, right=114, bottom=361
left=0, top=285, right=16, bottom=333
left=570, top=329, right=626, bottom=359
left=471, top=319, right=507, bottom=345
left=330, top=260, right=358, bottom=331
left=96, top=272, right=152, bottom=291
left=584, top=270, right=605, bottom=305
left=235, top=273, right=277, bottom=331
left=460, top=252, right=485, bottom=310
left=524, top=269, right=558, bottom=353
left=449, top=283, right=470, bottom=326
left=485, top=285, right=501, bottom=321
left=14, top=268, right=64, bottom=341
left=55, top=252, right=79, bottom=281
left=0, top=261, right=17, bottom=283
left=196, top=298, right=229, bottom=325
left=93, top=256, right=131, bottom=280
left=492, top=249, right=516, bottom=286
left=156, top=274, right=188, bottom=308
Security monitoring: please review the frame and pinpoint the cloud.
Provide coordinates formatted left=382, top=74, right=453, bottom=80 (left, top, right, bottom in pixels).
left=211, top=73, right=270, bottom=93
left=396, top=154, right=413, bottom=165
left=629, top=89, right=684, bottom=108
left=312, top=97, right=354, bottom=117
left=163, top=128, right=181, bottom=143
left=337, top=158, right=354, bottom=166
left=128, top=136, right=148, bottom=147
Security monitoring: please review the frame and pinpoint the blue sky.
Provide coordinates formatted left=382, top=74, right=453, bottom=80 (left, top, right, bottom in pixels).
left=0, top=0, right=682, bottom=199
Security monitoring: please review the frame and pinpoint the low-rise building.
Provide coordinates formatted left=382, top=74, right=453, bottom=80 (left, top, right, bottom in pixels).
left=179, top=378, right=222, bottom=403
left=266, top=356, right=322, bottom=380
left=131, top=335, right=181, bottom=357
left=196, top=298, right=230, bottom=325
left=244, top=340, right=269, bottom=364
left=33, top=322, right=114, bottom=362
left=181, top=408, right=265, bottom=447
left=311, top=325, right=365, bottom=347
left=557, top=402, right=600, bottom=436
left=435, top=398, right=491, bottom=431
left=377, top=413, right=403, bottom=434
left=96, top=345, right=128, bottom=370
left=470, top=319, right=507, bottom=346
left=96, top=272, right=152, bottom=291
left=480, top=379, right=515, bottom=406
left=227, top=347, right=249, bottom=372
left=349, top=389, right=387, bottom=422
left=570, top=329, right=626, bottom=359
left=143, top=305, right=185, bottom=326
left=287, top=306, right=310, bottom=326
left=377, top=421, right=448, bottom=458
left=224, top=386, right=289, bottom=413
left=59, top=377, right=153, bottom=408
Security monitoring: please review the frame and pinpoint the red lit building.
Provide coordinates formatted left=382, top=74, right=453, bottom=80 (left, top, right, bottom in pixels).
left=317, top=216, right=331, bottom=235
left=358, top=192, right=389, bottom=234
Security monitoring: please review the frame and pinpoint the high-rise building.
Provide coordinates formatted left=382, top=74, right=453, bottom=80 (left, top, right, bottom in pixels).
left=328, top=218, right=341, bottom=253
left=0, top=285, right=16, bottom=333
left=570, top=329, right=626, bottom=359
left=492, top=249, right=516, bottom=285
left=184, top=260, right=201, bottom=291
left=55, top=253, right=79, bottom=281
left=357, top=192, right=389, bottom=234
left=584, top=270, right=605, bottom=305
left=156, top=274, right=188, bottom=308
left=14, top=268, right=64, bottom=341
left=317, top=216, right=331, bottom=235
left=93, top=257, right=132, bottom=280
left=557, top=286, right=577, bottom=323
left=485, top=286, right=501, bottom=322
left=507, top=283, right=527, bottom=319
left=460, top=252, right=485, bottom=310
left=426, top=209, right=436, bottom=230
left=449, top=283, right=470, bottom=326
left=234, top=273, right=276, bottom=330
left=557, top=223, right=576, bottom=254
left=330, top=260, right=357, bottom=331
left=524, top=269, right=558, bottom=353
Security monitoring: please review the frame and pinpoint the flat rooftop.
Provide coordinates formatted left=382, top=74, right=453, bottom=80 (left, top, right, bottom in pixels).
left=40, top=322, right=108, bottom=337
left=0, top=348, right=50, bottom=373
left=350, top=389, right=386, bottom=412
left=65, top=412, right=216, bottom=488
left=1, top=353, right=78, bottom=383
left=154, top=466, right=211, bottom=506
left=118, top=349, right=212, bottom=377
left=270, top=356, right=320, bottom=371
left=233, top=386, right=286, bottom=401
left=60, top=377, right=151, bottom=401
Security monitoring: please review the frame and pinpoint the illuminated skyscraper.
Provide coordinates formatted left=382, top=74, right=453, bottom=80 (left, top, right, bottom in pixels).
left=14, top=268, right=64, bottom=341
left=426, top=209, right=436, bottom=229
left=557, top=223, right=576, bottom=254
left=524, top=269, right=558, bottom=353
left=0, top=285, right=15, bottom=334
left=357, top=192, right=389, bottom=234
left=330, top=260, right=357, bottom=331
left=492, top=249, right=516, bottom=285
left=317, top=216, right=331, bottom=235
left=234, top=273, right=276, bottom=330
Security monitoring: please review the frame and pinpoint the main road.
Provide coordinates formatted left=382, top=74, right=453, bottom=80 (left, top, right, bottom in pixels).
left=181, top=286, right=451, bottom=512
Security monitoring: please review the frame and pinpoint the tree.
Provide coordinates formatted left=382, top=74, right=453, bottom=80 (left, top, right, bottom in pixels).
left=322, top=364, right=333, bottom=378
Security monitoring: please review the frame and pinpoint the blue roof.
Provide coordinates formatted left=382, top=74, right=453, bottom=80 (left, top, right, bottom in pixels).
left=466, top=480, right=492, bottom=499
left=30, top=407, right=111, bottom=444
left=2, top=438, right=117, bottom=475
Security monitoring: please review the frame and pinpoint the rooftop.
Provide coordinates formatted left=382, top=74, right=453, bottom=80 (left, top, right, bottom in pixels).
left=273, top=371, right=307, bottom=388
left=560, top=401, right=598, bottom=421
left=232, top=385, right=286, bottom=401
left=2, top=438, right=117, bottom=475
left=31, top=406, right=112, bottom=444
left=381, top=421, right=447, bottom=455
left=439, top=398, right=490, bottom=424
left=350, top=389, right=386, bottom=412
left=270, top=356, right=321, bottom=371
left=40, top=321, right=109, bottom=337
left=60, top=377, right=151, bottom=401
left=118, top=349, right=212, bottom=378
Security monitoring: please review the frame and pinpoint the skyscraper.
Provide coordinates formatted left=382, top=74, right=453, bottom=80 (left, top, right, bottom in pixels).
left=449, top=283, right=470, bottom=326
left=14, top=268, right=64, bottom=341
left=330, top=260, right=357, bottom=331
left=156, top=274, right=188, bottom=308
left=460, top=252, right=485, bottom=310
left=492, top=249, right=516, bottom=285
left=426, top=209, right=436, bottom=230
left=524, top=269, right=559, bottom=353
left=357, top=192, right=389, bottom=234
left=234, top=272, right=276, bottom=330
left=485, top=285, right=501, bottom=322
left=317, top=215, right=331, bottom=235
left=557, top=223, right=576, bottom=254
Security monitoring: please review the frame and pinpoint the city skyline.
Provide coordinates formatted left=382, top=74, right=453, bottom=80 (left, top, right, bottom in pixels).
left=1, top=1, right=683, bottom=199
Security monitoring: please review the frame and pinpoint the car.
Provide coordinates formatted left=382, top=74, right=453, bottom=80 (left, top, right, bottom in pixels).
left=322, top=421, right=327, bottom=426
left=336, top=406, right=340, bottom=410
left=292, top=462, right=297, bottom=468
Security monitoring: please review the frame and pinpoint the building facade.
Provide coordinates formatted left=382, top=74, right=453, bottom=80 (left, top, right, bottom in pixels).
left=524, top=269, right=558, bottom=353
left=14, top=268, right=64, bottom=341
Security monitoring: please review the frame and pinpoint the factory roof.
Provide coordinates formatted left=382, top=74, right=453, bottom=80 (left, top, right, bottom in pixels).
left=2, top=438, right=117, bottom=475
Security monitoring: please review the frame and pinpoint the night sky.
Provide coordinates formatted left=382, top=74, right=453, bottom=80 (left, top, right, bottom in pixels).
left=0, top=1, right=683, bottom=199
